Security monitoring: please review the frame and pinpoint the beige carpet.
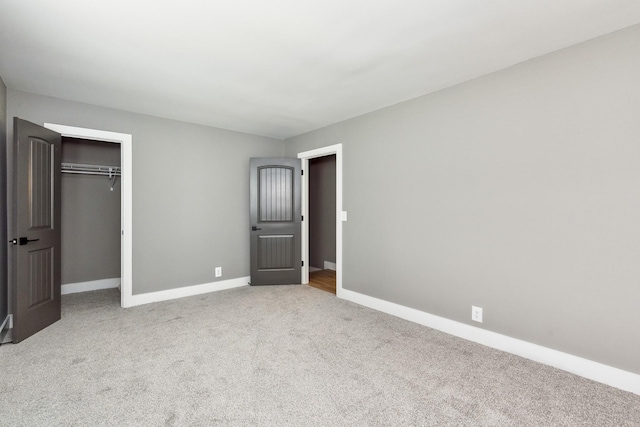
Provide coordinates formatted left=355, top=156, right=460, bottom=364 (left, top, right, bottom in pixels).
left=1, top=285, right=639, bottom=426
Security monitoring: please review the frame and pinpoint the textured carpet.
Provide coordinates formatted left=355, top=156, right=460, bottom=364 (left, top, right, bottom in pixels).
left=1, top=285, right=639, bottom=426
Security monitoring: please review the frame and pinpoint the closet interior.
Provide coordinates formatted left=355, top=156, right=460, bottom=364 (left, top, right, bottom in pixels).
left=61, top=137, right=121, bottom=296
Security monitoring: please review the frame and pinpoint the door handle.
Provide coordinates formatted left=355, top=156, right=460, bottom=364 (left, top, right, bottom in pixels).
left=19, top=237, right=40, bottom=245
left=251, top=226, right=262, bottom=231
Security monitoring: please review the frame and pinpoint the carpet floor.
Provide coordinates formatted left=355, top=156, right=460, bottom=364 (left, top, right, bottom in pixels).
left=0, top=285, right=639, bottom=426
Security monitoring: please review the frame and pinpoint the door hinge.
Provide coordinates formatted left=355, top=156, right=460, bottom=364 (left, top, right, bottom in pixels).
left=301, top=169, right=304, bottom=175
left=301, top=215, right=304, bottom=221
left=302, top=261, right=304, bottom=267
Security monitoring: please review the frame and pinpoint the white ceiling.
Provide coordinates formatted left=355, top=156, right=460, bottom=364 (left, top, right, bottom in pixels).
left=1, top=1, right=640, bottom=140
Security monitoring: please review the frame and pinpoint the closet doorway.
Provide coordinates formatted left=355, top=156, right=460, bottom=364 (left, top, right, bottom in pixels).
left=45, top=123, right=133, bottom=308
left=60, top=137, right=121, bottom=298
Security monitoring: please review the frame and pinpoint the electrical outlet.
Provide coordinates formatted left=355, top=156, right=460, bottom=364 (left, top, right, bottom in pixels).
left=215, top=267, right=222, bottom=278
left=472, top=306, right=483, bottom=323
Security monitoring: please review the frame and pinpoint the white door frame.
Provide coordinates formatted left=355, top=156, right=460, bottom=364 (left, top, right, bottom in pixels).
left=44, top=123, right=133, bottom=308
left=297, top=144, right=343, bottom=297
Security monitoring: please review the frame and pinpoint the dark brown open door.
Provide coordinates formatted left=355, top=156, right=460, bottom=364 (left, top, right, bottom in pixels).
left=249, top=158, right=301, bottom=285
left=10, top=118, right=62, bottom=342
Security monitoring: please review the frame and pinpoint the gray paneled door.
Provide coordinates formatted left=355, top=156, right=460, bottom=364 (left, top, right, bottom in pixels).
left=249, top=158, right=301, bottom=285
left=10, top=118, right=62, bottom=342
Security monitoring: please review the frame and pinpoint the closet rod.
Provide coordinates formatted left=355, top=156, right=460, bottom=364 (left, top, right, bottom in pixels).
left=61, top=162, right=121, bottom=177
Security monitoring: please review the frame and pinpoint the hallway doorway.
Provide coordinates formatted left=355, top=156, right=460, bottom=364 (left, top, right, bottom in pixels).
left=297, top=144, right=343, bottom=296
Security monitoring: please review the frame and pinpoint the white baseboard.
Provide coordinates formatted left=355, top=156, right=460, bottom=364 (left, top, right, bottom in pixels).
left=0, top=314, right=11, bottom=333
left=62, top=278, right=121, bottom=295
left=339, top=288, right=640, bottom=396
left=324, top=261, right=336, bottom=271
left=127, top=276, right=249, bottom=307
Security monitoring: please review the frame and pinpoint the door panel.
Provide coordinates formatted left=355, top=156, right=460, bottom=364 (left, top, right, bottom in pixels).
left=250, top=158, right=301, bottom=285
left=259, top=166, right=294, bottom=222
left=11, top=118, right=62, bottom=343
left=258, top=234, right=295, bottom=270
left=27, top=247, right=54, bottom=307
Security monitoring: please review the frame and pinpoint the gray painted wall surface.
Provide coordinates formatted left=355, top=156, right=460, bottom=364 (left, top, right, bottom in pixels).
left=309, top=155, right=336, bottom=269
left=61, top=138, right=121, bottom=284
left=7, top=90, right=283, bottom=295
left=285, top=25, right=640, bottom=374
left=0, top=77, right=7, bottom=326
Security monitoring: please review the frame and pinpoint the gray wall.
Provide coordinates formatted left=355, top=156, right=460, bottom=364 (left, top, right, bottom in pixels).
left=61, top=138, right=121, bottom=284
left=0, top=76, right=7, bottom=328
left=7, top=90, right=283, bottom=295
left=285, top=25, right=640, bottom=375
left=308, top=155, right=336, bottom=269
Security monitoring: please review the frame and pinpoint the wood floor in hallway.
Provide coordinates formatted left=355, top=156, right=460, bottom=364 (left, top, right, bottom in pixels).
left=308, top=269, right=336, bottom=294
